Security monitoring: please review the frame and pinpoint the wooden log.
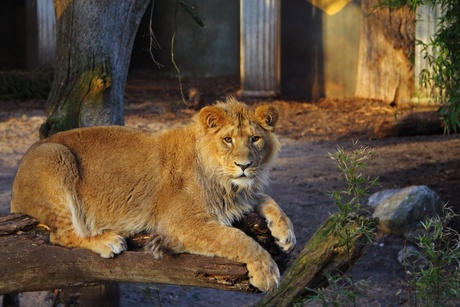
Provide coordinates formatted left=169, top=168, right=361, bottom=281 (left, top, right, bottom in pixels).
left=0, top=235, right=252, bottom=294
left=0, top=213, right=39, bottom=235
left=0, top=212, right=292, bottom=295
left=254, top=216, right=378, bottom=307
left=0, top=213, right=251, bottom=295
left=373, top=110, right=444, bottom=138
left=0, top=212, right=375, bottom=305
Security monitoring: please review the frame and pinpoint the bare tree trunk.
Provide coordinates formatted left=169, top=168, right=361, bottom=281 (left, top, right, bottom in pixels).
left=355, top=1, right=415, bottom=104
left=39, top=0, right=151, bottom=138
left=30, top=1, right=151, bottom=304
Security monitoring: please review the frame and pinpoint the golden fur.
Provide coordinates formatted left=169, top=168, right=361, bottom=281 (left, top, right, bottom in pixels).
left=10, top=97, right=296, bottom=291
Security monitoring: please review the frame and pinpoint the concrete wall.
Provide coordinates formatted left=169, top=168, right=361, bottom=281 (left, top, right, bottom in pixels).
left=3, top=0, right=363, bottom=101
left=130, top=0, right=240, bottom=77
left=131, top=0, right=362, bottom=100
left=280, top=0, right=361, bottom=100
left=322, top=1, right=361, bottom=99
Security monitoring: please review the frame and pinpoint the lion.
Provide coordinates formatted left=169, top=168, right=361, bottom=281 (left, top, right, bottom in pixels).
left=10, top=97, right=296, bottom=291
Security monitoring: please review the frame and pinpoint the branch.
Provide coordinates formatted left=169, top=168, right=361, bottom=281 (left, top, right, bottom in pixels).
left=0, top=212, right=293, bottom=295
left=0, top=213, right=376, bottom=306
left=373, top=111, right=444, bottom=138
left=254, top=216, right=378, bottom=307
left=0, top=214, right=253, bottom=295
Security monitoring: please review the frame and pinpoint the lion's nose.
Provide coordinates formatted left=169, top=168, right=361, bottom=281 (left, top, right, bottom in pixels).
left=234, top=161, right=253, bottom=171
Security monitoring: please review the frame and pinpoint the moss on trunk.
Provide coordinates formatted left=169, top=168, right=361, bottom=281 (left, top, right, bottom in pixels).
left=255, top=216, right=378, bottom=307
left=40, top=0, right=151, bottom=139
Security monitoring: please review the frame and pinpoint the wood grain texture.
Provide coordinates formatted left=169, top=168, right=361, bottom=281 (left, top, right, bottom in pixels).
left=0, top=212, right=291, bottom=295
left=0, top=212, right=375, bottom=307
left=0, top=213, right=254, bottom=295
left=355, top=0, right=415, bottom=104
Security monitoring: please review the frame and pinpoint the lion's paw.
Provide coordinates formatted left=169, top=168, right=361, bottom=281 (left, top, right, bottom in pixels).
left=246, top=256, right=280, bottom=292
left=268, top=216, right=296, bottom=253
left=97, top=233, right=127, bottom=258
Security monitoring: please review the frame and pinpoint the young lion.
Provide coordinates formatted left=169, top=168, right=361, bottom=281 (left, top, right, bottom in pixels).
left=11, top=97, right=296, bottom=291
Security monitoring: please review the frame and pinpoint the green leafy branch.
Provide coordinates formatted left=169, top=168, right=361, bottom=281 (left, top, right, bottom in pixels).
left=302, top=142, right=379, bottom=306
left=404, top=206, right=460, bottom=305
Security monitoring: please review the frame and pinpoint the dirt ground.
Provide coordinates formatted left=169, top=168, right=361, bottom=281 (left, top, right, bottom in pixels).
left=1, top=75, right=459, bottom=306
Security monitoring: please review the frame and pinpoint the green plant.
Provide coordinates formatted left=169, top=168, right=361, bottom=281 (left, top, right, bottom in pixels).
left=300, top=142, right=378, bottom=306
left=302, top=272, right=370, bottom=307
left=404, top=206, right=460, bottom=306
left=376, top=0, right=460, bottom=133
left=329, top=143, right=378, bottom=221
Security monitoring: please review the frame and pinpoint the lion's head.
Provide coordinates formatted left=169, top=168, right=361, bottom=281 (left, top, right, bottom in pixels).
left=196, top=97, right=280, bottom=194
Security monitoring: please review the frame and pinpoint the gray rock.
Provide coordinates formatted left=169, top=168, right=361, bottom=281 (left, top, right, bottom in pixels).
left=368, top=185, right=444, bottom=238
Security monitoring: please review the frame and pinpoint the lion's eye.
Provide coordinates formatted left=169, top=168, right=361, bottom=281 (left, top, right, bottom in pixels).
left=251, top=136, right=260, bottom=143
left=223, top=137, right=233, bottom=144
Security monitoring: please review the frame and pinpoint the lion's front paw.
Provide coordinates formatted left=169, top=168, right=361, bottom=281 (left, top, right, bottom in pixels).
left=268, top=216, right=296, bottom=253
left=97, top=232, right=127, bottom=258
left=246, top=255, right=280, bottom=292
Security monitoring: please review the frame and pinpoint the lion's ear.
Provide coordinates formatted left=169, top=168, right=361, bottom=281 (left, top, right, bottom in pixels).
left=255, top=105, right=279, bottom=131
left=199, top=106, right=226, bottom=130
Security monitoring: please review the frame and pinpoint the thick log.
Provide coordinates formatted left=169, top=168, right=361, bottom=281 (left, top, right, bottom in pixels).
left=254, top=216, right=378, bottom=307
left=0, top=212, right=293, bottom=295
left=0, top=212, right=375, bottom=305
left=355, top=0, right=415, bottom=104
left=373, top=110, right=444, bottom=138
left=0, top=213, right=253, bottom=295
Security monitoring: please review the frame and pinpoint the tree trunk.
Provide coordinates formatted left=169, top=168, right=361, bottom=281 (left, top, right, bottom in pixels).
left=29, top=1, right=151, bottom=304
left=39, top=0, right=151, bottom=138
left=355, top=1, right=415, bottom=104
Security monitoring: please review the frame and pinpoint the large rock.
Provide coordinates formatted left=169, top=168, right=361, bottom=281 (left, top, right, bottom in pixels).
left=368, top=185, right=444, bottom=238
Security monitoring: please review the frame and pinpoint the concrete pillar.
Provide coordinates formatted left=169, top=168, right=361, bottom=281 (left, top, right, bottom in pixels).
left=239, top=0, right=280, bottom=98
left=26, top=0, right=56, bottom=69
left=413, top=4, right=442, bottom=104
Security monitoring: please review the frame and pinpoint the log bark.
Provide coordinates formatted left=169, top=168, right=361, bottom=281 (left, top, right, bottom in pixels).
left=0, top=214, right=252, bottom=295
left=0, top=213, right=376, bottom=305
left=373, top=110, right=445, bottom=138
left=0, top=212, right=290, bottom=295
left=39, top=0, right=151, bottom=138
left=355, top=1, right=415, bottom=104
left=254, top=216, right=378, bottom=307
